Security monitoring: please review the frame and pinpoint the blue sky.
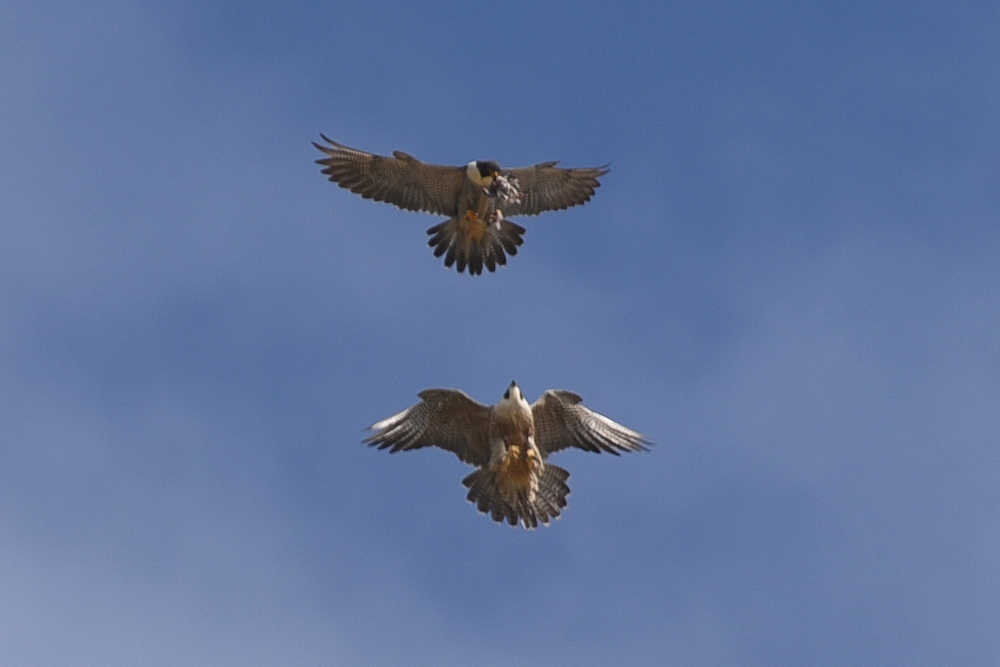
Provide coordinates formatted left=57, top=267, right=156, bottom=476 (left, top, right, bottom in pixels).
left=2, top=2, right=998, bottom=664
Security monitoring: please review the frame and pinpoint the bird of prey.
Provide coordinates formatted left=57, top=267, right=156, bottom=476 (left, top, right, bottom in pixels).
left=313, top=136, right=609, bottom=275
left=365, top=381, right=651, bottom=529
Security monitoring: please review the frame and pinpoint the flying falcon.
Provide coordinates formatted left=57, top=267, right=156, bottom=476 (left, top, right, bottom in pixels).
left=365, top=381, right=651, bottom=529
left=313, top=136, right=609, bottom=275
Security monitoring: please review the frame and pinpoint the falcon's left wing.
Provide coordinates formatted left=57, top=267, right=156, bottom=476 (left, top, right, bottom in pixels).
left=532, top=390, right=651, bottom=456
left=499, top=163, right=609, bottom=217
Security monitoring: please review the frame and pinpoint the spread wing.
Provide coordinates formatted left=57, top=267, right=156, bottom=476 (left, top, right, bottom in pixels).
left=313, top=135, right=465, bottom=217
left=532, top=390, right=651, bottom=456
left=365, top=389, right=492, bottom=467
left=499, top=163, right=609, bottom=217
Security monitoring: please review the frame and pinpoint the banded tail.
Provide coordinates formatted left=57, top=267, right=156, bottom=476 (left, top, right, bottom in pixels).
left=426, top=215, right=525, bottom=275
left=462, top=463, right=570, bottom=529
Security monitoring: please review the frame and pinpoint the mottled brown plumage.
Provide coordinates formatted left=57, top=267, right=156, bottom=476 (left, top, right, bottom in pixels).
left=365, top=381, right=651, bottom=529
left=314, top=136, right=608, bottom=275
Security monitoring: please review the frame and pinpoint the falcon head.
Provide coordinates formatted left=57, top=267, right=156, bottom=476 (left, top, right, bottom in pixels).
left=499, top=380, right=530, bottom=411
left=466, top=160, right=502, bottom=188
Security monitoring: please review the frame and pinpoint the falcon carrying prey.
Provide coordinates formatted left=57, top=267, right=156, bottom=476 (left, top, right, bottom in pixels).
left=314, top=136, right=609, bottom=275
left=365, top=381, right=651, bottom=529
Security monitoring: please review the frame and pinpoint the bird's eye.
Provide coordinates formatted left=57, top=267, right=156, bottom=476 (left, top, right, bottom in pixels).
left=504, top=390, right=510, bottom=399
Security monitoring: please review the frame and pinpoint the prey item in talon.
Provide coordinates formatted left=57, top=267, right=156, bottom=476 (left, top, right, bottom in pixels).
left=488, top=173, right=524, bottom=206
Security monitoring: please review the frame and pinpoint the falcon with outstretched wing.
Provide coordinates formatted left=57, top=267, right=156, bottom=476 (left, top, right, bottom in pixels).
left=314, top=136, right=609, bottom=275
left=366, top=381, right=651, bottom=529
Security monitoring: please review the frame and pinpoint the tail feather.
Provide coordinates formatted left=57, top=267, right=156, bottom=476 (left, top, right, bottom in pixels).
left=462, top=464, right=571, bottom=530
left=534, top=464, right=570, bottom=522
left=426, top=216, right=526, bottom=275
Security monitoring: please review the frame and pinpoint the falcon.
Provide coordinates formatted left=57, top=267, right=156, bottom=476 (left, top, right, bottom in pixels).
left=313, top=136, right=609, bottom=275
left=365, top=381, right=651, bottom=529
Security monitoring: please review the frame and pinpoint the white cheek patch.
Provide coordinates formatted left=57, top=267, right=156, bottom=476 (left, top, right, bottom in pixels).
left=466, top=161, right=481, bottom=185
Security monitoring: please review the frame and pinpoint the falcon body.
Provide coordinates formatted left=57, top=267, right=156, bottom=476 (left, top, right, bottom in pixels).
left=365, top=381, right=651, bottom=529
left=314, top=136, right=609, bottom=275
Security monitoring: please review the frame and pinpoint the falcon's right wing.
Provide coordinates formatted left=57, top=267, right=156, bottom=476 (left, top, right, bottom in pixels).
left=365, top=389, right=493, bottom=467
left=314, top=136, right=465, bottom=217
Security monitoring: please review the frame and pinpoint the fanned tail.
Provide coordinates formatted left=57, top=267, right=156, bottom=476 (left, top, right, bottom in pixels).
left=462, top=464, right=570, bottom=530
left=426, top=215, right=525, bottom=275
